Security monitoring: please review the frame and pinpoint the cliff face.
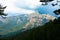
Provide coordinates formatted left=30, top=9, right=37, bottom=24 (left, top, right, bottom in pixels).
left=22, top=13, right=55, bottom=30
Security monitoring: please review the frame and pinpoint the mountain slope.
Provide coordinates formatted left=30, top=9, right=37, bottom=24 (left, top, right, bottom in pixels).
left=0, top=17, right=60, bottom=40
left=0, top=12, right=55, bottom=36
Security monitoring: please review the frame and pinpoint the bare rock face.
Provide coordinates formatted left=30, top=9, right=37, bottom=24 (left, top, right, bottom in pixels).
left=23, top=12, right=56, bottom=29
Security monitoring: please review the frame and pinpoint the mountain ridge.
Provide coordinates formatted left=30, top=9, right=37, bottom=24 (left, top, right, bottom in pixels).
left=0, top=12, right=56, bottom=36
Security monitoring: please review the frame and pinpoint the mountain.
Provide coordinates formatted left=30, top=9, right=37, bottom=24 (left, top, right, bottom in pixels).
left=23, top=12, right=56, bottom=29
left=0, top=12, right=56, bottom=36
left=0, top=17, right=60, bottom=40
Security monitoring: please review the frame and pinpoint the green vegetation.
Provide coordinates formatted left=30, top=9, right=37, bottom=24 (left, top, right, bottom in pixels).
left=0, top=17, right=60, bottom=40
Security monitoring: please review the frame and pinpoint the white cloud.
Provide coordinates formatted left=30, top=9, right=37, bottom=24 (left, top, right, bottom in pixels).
left=4, top=5, right=35, bottom=14
left=0, top=0, right=42, bottom=15
left=15, top=0, right=42, bottom=9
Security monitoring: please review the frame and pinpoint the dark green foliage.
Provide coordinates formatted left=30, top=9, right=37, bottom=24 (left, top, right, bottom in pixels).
left=53, top=9, right=60, bottom=15
left=0, top=17, right=60, bottom=40
left=0, top=4, right=7, bottom=16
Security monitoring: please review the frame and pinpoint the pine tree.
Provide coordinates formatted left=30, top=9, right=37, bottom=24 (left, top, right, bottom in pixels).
left=0, top=4, right=7, bottom=18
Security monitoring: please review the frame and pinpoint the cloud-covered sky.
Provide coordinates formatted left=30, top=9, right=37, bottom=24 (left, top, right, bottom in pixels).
left=0, top=0, right=42, bottom=15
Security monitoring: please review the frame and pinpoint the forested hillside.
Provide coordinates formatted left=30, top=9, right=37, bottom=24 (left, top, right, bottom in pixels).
left=0, top=17, right=60, bottom=40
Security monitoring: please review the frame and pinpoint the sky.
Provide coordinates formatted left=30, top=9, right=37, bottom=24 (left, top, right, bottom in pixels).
left=0, top=0, right=60, bottom=17
left=0, top=0, right=42, bottom=16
